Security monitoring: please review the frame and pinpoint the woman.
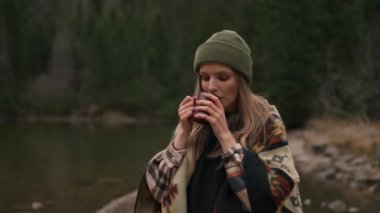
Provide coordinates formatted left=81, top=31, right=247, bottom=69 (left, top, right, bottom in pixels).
left=135, top=30, right=302, bottom=213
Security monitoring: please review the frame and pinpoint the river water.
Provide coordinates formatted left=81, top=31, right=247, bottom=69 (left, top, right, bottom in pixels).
left=0, top=123, right=379, bottom=212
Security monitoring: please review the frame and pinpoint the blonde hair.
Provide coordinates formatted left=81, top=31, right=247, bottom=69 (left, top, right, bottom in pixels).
left=172, top=73, right=271, bottom=167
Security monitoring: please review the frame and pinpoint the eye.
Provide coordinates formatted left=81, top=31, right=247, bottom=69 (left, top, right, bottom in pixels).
left=200, top=75, right=210, bottom=81
left=219, top=75, right=230, bottom=81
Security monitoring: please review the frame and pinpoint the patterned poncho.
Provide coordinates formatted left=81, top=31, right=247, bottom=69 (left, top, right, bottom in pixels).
left=135, top=105, right=303, bottom=212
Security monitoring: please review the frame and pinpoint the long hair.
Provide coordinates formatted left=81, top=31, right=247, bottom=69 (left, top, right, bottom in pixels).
left=172, top=72, right=271, bottom=168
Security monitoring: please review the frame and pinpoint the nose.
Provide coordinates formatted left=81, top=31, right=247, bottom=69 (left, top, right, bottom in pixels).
left=206, top=77, right=218, bottom=93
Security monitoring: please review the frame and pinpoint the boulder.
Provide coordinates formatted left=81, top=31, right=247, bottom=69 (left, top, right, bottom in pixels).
left=96, top=190, right=137, bottom=213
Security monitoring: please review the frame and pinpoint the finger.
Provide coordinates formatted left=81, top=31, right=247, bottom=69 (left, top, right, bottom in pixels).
left=179, top=97, right=195, bottom=111
left=178, top=102, right=195, bottom=114
left=194, top=99, right=225, bottom=124
left=179, top=109, right=193, bottom=121
left=179, top=96, right=195, bottom=107
left=194, top=105, right=219, bottom=118
left=179, top=106, right=194, bottom=117
left=204, top=93, right=218, bottom=101
left=179, top=107, right=194, bottom=119
left=204, top=93, right=224, bottom=110
left=193, top=111, right=216, bottom=124
left=196, top=99, right=219, bottom=113
left=179, top=100, right=195, bottom=110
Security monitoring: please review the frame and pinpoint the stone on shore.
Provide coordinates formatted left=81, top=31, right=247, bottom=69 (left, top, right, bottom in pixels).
left=96, top=190, right=137, bottom=213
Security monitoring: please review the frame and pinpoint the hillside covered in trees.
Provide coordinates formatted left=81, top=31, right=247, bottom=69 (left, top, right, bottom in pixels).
left=1, top=0, right=379, bottom=127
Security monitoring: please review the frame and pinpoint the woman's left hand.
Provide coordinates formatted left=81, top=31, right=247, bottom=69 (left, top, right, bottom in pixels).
left=193, top=93, right=237, bottom=150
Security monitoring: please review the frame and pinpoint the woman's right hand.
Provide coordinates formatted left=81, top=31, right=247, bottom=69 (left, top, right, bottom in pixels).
left=173, top=96, right=195, bottom=149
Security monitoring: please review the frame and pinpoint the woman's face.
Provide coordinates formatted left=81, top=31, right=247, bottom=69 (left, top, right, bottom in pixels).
left=199, top=63, right=239, bottom=112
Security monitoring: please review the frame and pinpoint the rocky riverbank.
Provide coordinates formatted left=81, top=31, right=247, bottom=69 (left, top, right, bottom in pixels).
left=289, top=130, right=380, bottom=194
left=288, top=126, right=380, bottom=212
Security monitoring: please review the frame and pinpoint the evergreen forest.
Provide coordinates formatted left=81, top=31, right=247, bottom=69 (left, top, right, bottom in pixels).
left=1, top=0, right=380, bottom=127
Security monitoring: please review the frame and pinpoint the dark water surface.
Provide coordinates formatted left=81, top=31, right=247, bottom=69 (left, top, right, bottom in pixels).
left=0, top=123, right=171, bottom=213
left=0, top=123, right=379, bottom=212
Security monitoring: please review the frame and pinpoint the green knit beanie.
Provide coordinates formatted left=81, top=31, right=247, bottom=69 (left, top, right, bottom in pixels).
left=193, top=30, right=253, bottom=83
